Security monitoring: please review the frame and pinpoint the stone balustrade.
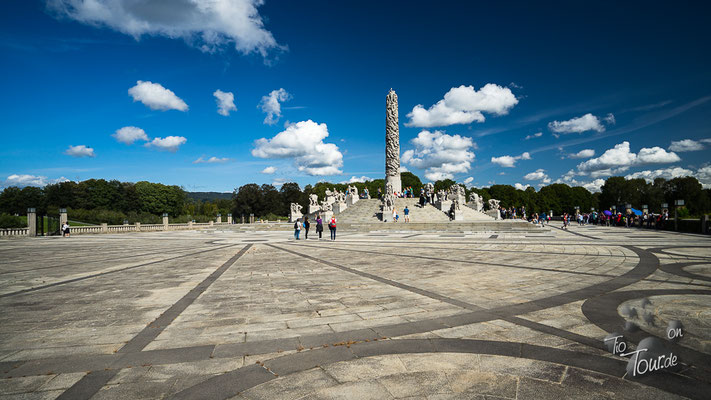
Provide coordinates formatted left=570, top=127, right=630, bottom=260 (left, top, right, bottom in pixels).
left=0, top=228, right=29, bottom=236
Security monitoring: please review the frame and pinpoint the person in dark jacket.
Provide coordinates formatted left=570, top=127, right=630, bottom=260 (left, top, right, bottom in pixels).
left=316, top=215, right=323, bottom=239
left=303, top=216, right=310, bottom=239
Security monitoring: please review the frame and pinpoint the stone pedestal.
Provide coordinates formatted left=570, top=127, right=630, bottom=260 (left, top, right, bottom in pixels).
left=209, top=220, right=214, bottom=227
left=382, top=208, right=392, bottom=222
left=162, top=213, right=169, bottom=227
left=486, top=209, right=500, bottom=220
left=188, top=221, right=193, bottom=229
left=326, top=196, right=336, bottom=205
left=333, top=202, right=347, bottom=214
left=101, top=223, right=108, bottom=233
left=27, top=208, right=36, bottom=237
left=308, top=205, right=321, bottom=215
left=216, top=214, right=222, bottom=224
left=452, top=211, right=463, bottom=221
left=59, top=208, right=68, bottom=227
left=385, top=175, right=402, bottom=196
left=320, top=210, right=333, bottom=222
left=227, top=214, right=233, bottom=224
left=436, top=200, right=451, bottom=212
left=135, top=222, right=141, bottom=231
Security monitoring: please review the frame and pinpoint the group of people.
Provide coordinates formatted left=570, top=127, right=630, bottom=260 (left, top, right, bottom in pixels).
left=377, top=186, right=416, bottom=199
left=389, top=206, right=410, bottom=222
left=293, top=214, right=337, bottom=241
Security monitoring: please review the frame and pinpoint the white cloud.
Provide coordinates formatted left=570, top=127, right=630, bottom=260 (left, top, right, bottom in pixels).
left=113, top=126, right=148, bottom=144
left=145, top=136, right=187, bottom=152
left=463, top=177, right=474, bottom=184
left=252, top=120, right=342, bottom=175
left=604, top=113, right=616, bottom=125
left=514, top=183, right=530, bottom=190
left=555, top=172, right=606, bottom=193
left=339, top=176, right=372, bottom=184
left=213, top=89, right=237, bottom=116
left=548, top=113, right=605, bottom=134
left=525, top=132, right=543, bottom=140
left=259, top=88, right=291, bottom=125
left=576, top=141, right=680, bottom=173
left=400, top=166, right=409, bottom=172
left=3, top=174, right=70, bottom=188
left=636, top=146, right=681, bottom=164
left=625, top=167, right=694, bottom=182
left=64, top=145, right=95, bottom=157
left=568, top=149, right=595, bottom=159
left=582, top=178, right=606, bottom=193
left=128, top=80, right=188, bottom=111
left=401, top=130, right=475, bottom=181
left=261, top=166, right=276, bottom=174
left=669, top=139, right=705, bottom=152
left=193, top=156, right=229, bottom=164
left=523, top=169, right=550, bottom=183
left=622, top=166, right=711, bottom=189
left=490, top=152, right=531, bottom=168
left=405, top=84, right=518, bottom=128
left=47, top=0, right=280, bottom=56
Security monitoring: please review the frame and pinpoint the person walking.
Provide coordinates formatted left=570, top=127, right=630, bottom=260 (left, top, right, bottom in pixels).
left=62, top=222, right=70, bottom=237
left=316, top=214, right=323, bottom=240
left=294, top=218, right=301, bottom=240
left=404, top=206, right=410, bottom=222
left=328, top=216, right=337, bottom=240
left=303, top=216, right=310, bottom=239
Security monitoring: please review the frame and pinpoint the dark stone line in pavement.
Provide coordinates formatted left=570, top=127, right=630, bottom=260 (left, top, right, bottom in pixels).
left=173, top=338, right=709, bottom=400
left=401, top=234, right=420, bottom=238
left=56, top=245, right=251, bottom=400
left=658, top=261, right=711, bottom=283
left=550, top=225, right=600, bottom=240
left=268, top=244, right=657, bottom=357
left=285, top=242, right=637, bottom=286
left=580, top=288, right=711, bottom=376
left=0, top=244, right=213, bottom=276
left=0, top=243, right=659, bottom=384
left=489, top=234, right=498, bottom=238
left=0, top=243, right=241, bottom=299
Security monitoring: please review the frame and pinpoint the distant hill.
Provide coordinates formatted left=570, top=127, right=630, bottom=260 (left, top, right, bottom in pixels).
left=187, top=191, right=233, bottom=202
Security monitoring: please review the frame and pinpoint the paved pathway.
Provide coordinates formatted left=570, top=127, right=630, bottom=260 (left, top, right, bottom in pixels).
left=0, top=224, right=709, bottom=399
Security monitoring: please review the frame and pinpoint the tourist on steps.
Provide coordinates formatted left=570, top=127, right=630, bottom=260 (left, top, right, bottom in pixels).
left=404, top=206, right=410, bottom=222
left=303, top=216, right=310, bottom=239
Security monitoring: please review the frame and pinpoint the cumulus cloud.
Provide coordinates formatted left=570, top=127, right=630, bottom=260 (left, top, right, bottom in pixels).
left=401, top=130, right=475, bottom=181
left=604, top=113, right=616, bottom=125
left=405, top=84, right=518, bottom=128
left=252, top=120, right=342, bottom=175
left=400, top=166, right=409, bottom=172
left=514, top=183, right=530, bottom=190
left=490, top=152, right=531, bottom=168
left=576, top=141, right=680, bottom=173
left=64, top=145, right=95, bottom=157
left=555, top=172, right=606, bottom=193
left=568, top=149, right=595, bottom=159
left=113, top=126, right=148, bottom=144
left=128, top=80, right=188, bottom=111
left=339, top=176, right=372, bottom=184
left=193, top=156, right=229, bottom=164
left=669, top=139, right=705, bottom=152
left=3, top=174, right=69, bottom=188
left=620, top=166, right=711, bottom=189
left=259, top=88, right=291, bottom=125
left=523, top=169, right=550, bottom=183
left=213, top=89, right=237, bottom=116
left=145, top=136, right=187, bottom=152
left=261, top=166, right=277, bottom=174
left=548, top=113, right=606, bottom=134
left=463, top=177, right=474, bottom=184
left=47, top=0, right=280, bottom=56
left=525, top=132, right=543, bottom=140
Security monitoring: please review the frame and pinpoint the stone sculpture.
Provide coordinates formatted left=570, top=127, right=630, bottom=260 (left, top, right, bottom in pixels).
left=468, top=192, right=484, bottom=212
left=320, top=200, right=332, bottom=212
left=381, top=191, right=395, bottom=222
left=487, top=199, right=501, bottom=220
left=289, top=203, right=303, bottom=222
left=385, top=89, right=402, bottom=194
left=309, top=194, right=319, bottom=206
left=385, top=181, right=394, bottom=196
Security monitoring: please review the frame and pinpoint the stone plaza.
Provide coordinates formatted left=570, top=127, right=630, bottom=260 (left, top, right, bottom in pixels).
left=1, top=224, right=710, bottom=399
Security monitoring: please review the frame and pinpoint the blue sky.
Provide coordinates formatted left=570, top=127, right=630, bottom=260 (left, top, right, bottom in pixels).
left=2, top=1, right=710, bottom=192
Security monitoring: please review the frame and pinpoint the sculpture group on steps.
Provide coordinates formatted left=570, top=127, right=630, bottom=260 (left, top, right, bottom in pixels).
left=468, top=192, right=484, bottom=212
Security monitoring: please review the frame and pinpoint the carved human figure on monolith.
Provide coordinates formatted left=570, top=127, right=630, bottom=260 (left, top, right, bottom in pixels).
left=385, top=89, right=402, bottom=194
left=468, top=192, right=484, bottom=212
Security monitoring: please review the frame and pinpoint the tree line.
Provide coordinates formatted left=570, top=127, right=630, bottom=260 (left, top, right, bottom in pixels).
left=1, top=173, right=709, bottom=228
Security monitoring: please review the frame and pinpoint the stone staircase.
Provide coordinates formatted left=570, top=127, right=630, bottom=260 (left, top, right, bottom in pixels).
left=335, top=198, right=494, bottom=223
